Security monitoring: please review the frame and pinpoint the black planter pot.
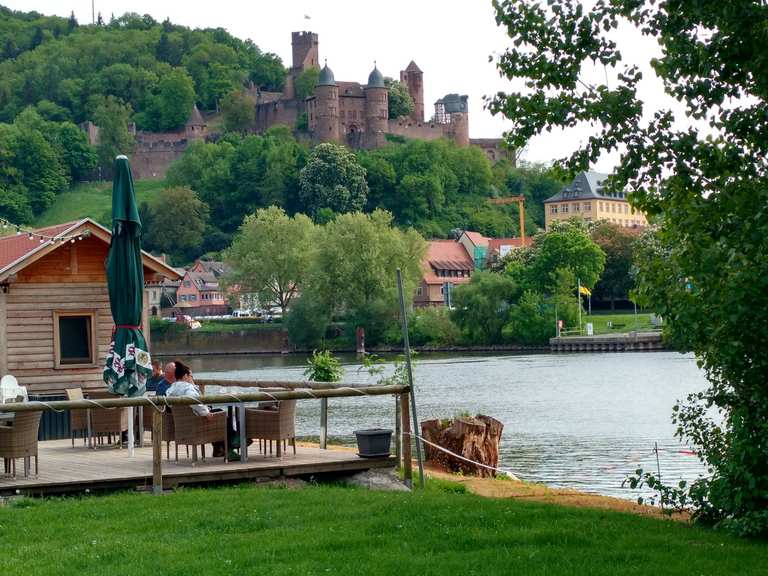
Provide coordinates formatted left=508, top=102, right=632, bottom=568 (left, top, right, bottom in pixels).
left=354, top=428, right=392, bottom=458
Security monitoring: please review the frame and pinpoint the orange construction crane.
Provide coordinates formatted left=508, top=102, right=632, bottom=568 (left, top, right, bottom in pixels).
left=488, top=195, right=526, bottom=245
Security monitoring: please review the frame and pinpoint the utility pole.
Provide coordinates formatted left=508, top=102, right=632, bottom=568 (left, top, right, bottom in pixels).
left=92, top=0, right=95, bottom=25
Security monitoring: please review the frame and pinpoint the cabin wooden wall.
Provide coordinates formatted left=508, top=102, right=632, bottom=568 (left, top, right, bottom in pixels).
left=5, top=282, right=113, bottom=394
left=2, top=238, right=153, bottom=396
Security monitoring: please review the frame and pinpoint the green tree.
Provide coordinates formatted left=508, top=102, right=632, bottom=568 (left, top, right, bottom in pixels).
left=294, top=67, right=320, bottom=100
left=310, top=210, right=426, bottom=344
left=221, top=89, right=255, bottom=132
left=522, top=220, right=605, bottom=293
left=224, top=206, right=316, bottom=315
left=143, top=186, right=209, bottom=263
left=385, top=77, right=414, bottom=119
left=451, top=271, right=519, bottom=344
left=502, top=290, right=553, bottom=345
left=154, top=68, right=195, bottom=130
left=12, top=126, right=68, bottom=215
left=92, top=96, right=134, bottom=172
left=299, top=143, right=369, bottom=218
left=285, top=293, right=331, bottom=350
left=591, top=222, right=637, bottom=310
left=51, top=122, right=98, bottom=181
left=490, top=0, right=768, bottom=535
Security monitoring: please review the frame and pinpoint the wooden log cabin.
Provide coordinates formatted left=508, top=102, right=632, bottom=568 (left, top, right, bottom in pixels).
left=0, top=218, right=181, bottom=396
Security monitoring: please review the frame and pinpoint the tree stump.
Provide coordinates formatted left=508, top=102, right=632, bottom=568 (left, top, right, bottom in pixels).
left=420, top=415, right=503, bottom=477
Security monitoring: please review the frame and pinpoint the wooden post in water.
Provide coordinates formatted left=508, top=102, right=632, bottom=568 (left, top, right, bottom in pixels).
left=152, top=410, right=163, bottom=495
left=319, top=398, right=328, bottom=449
left=401, top=390, right=412, bottom=487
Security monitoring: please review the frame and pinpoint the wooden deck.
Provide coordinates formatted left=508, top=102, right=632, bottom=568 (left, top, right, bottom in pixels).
left=0, top=437, right=395, bottom=496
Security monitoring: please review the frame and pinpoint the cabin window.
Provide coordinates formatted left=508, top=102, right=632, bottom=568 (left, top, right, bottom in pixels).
left=54, top=311, right=97, bottom=368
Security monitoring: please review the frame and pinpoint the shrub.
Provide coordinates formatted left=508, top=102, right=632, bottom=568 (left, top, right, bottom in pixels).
left=409, top=307, right=460, bottom=347
left=304, top=350, right=343, bottom=383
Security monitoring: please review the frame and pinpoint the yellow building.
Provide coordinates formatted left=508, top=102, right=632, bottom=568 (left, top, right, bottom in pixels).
left=543, top=171, right=648, bottom=230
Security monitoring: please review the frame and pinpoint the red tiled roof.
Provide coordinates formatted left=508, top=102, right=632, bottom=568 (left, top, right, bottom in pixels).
left=422, top=240, right=474, bottom=285
left=0, top=221, right=81, bottom=272
left=462, top=231, right=489, bottom=247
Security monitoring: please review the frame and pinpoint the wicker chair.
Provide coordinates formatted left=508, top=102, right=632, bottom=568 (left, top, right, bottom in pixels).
left=0, top=411, right=42, bottom=478
left=142, top=404, right=176, bottom=460
left=65, top=388, right=89, bottom=447
left=87, top=390, right=128, bottom=447
left=245, top=400, right=297, bottom=457
left=171, top=406, right=228, bottom=463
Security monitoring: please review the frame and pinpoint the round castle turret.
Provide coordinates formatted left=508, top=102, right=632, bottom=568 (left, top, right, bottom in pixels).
left=315, top=63, right=339, bottom=143
left=364, top=65, right=388, bottom=149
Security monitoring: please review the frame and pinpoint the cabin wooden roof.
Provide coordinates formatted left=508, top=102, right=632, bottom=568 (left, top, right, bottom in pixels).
left=0, top=218, right=182, bottom=283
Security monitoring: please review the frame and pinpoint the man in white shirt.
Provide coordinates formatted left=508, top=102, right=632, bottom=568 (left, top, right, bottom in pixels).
left=166, top=364, right=210, bottom=417
left=166, top=360, right=237, bottom=458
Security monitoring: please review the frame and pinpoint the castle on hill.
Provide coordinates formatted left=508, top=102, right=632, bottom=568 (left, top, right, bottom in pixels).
left=82, top=31, right=511, bottom=180
left=251, top=31, right=476, bottom=151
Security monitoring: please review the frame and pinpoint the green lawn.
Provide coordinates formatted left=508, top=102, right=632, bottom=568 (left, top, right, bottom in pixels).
left=150, top=317, right=283, bottom=338
left=34, top=180, right=167, bottom=228
left=584, top=311, right=656, bottom=334
left=0, top=481, right=765, bottom=575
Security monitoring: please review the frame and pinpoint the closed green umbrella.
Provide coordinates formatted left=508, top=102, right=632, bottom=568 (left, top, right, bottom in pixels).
left=103, top=155, right=151, bottom=397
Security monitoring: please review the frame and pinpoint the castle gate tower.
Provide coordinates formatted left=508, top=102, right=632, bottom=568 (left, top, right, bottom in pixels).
left=364, top=65, right=389, bottom=149
left=400, top=60, right=424, bottom=123
left=315, top=63, right=340, bottom=143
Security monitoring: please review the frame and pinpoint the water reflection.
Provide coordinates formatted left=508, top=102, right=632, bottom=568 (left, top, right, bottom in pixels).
left=182, top=351, right=709, bottom=500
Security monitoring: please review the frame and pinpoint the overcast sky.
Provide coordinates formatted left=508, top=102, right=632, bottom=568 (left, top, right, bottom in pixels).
left=4, top=0, right=684, bottom=172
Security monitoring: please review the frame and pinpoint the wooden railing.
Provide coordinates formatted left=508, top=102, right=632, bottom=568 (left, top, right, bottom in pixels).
left=0, top=381, right=411, bottom=494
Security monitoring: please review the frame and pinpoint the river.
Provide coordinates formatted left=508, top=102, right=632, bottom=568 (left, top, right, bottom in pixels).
left=182, top=350, right=710, bottom=500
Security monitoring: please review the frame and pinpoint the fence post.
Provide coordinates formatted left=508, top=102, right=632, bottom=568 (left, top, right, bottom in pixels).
left=401, top=390, right=412, bottom=488
left=152, top=410, right=163, bottom=495
left=395, top=394, right=401, bottom=464
left=238, top=404, right=248, bottom=462
left=319, top=398, right=328, bottom=449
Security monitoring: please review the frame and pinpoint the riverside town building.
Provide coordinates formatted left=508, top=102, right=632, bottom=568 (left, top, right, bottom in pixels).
left=543, top=171, right=648, bottom=231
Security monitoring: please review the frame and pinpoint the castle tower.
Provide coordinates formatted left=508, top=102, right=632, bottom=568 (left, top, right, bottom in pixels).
left=400, top=60, right=424, bottom=123
left=447, top=112, right=469, bottom=147
left=291, top=31, right=319, bottom=72
left=315, top=62, right=339, bottom=143
left=364, top=65, right=388, bottom=149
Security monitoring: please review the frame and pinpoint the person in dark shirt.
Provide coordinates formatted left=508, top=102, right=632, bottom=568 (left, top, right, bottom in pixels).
left=145, top=360, right=164, bottom=393
left=154, top=361, right=176, bottom=396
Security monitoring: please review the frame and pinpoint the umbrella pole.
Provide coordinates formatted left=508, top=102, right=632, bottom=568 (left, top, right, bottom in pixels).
left=128, top=407, right=134, bottom=456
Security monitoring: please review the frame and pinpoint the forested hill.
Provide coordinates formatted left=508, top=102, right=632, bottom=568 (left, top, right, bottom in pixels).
left=0, top=7, right=285, bottom=130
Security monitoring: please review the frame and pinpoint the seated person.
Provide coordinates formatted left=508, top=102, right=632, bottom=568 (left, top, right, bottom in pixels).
left=155, top=362, right=176, bottom=397
left=145, top=360, right=164, bottom=393
left=166, top=360, right=237, bottom=459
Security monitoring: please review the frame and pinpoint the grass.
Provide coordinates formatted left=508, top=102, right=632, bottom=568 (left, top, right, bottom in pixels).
left=195, top=319, right=283, bottom=333
left=0, top=481, right=765, bottom=575
left=150, top=317, right=284, bottom=338
left=34, top=180, right=167, bottom=228
left=583, top=310, right=656, bottom=334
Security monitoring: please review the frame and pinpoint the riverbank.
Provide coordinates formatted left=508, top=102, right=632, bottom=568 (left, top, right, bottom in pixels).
left=309, top=442, right=682, bottom=520
left=150, top=323, right=549, bottom=356
left=1, top=479, right=764, bottom=574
